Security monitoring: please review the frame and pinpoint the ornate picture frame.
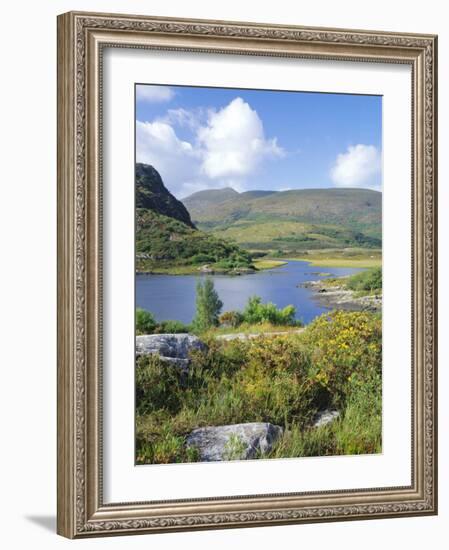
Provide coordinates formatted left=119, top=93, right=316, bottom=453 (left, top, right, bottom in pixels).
left=57, top=11, right=437, bottom=538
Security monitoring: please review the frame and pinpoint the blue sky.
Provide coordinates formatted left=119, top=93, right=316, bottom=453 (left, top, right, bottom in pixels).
left=136, top=84, right=382, bottom=199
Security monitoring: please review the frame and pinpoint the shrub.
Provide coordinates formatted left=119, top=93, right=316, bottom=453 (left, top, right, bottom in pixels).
left=214, top=259, right=232, bottom=269
left=155, top=319, right=190, bottom=334
left=192, top=278, right=223, bottom=331
left=346, top=267, right=382, bottom=292
left=191, top=253, right=214, bottom=265
left=301, top=310, right=382, bottom=407
left=219, top=310, right=244, bottom=328
left=135, top=354, right=184, bottom=415
left=136, top=307, right=157, bottom=335
left=238, top=336, right=314, bottom=426
left=242, top=296, right=298, bottom=326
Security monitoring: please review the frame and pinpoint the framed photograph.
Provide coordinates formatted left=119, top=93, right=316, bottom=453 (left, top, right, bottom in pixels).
left=57, top=11, right=438, bottom=538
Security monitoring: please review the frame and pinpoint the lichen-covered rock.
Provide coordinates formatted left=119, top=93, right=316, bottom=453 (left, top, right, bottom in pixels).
left=136, top=334, right=206, bottom=370
left=186, top=422, right=283, bottom=462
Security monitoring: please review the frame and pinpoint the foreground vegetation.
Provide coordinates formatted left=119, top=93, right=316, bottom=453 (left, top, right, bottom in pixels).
left=136, top=309, right=382, bottom=464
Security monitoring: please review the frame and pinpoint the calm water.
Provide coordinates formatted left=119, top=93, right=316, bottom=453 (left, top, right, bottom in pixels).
left=136, top=261, right=363, bottom=325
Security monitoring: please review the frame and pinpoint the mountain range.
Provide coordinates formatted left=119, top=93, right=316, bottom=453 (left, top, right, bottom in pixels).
left=183, top=186, right=382, bottom=253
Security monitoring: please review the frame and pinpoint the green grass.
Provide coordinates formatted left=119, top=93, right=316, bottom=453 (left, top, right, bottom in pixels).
left=286, top=248, right=382, bottom=268
left=253, top=259, right=288, bottom=270
left=207, top=219, right=381, bottom=254
left=139, top=264, right=257, bottom=275
left=265, top=391, right=382, bottom=458
left=138, top=264, right=215, bottom=275
left=298, top=257, right=381, bottom=268
left=211, top=220, right=312, bottom=243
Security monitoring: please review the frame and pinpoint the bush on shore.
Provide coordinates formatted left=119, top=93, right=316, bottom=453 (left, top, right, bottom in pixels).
left=136, top=308, right=157, bottom=335
left=136, top=308, right=190, bottom=335
left=346, top=267, right=382, bottom=293
left=242, top=296, right=299, bottom=326
left=217, top=296, right=301, bottom=330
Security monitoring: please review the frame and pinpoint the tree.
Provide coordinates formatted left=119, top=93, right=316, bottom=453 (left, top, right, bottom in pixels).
left=192, top=278, right=223, bottom=331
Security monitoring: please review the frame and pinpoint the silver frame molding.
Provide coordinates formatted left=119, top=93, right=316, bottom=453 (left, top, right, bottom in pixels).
left=57, top=11, right=438, bottom=538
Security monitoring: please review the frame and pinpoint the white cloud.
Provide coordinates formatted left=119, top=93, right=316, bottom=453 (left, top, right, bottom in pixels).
left=158, top=107, right=206, bottom=131
left=136, top=97, right=284, bottom=197
left=198, top=97, right=284, bottom=179
left=330, top=144, right=381, bottom=189
left=136, top=85, right=175, bottom=103
left=136, top=121, right=200, bottom=197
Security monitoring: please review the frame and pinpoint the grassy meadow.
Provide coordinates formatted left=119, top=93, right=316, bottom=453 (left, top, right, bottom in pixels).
left=287, top=248, right=382, bottom=268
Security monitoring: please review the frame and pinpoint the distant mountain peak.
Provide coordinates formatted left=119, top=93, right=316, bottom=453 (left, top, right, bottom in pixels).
left=240, top=190, right=278, bottom=199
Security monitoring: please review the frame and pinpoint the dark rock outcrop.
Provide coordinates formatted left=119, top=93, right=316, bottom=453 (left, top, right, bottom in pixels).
left=136, top=163, right=195, bottom=228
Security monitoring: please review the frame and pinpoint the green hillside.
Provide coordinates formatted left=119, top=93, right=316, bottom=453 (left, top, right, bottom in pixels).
left=135, top=165, right=253, bottom=273
left=183, top=187, right=382, bottom=255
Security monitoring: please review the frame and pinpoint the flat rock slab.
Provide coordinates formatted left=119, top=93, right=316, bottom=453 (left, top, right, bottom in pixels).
left=216, top=329, right=304, bottom=342
left=186, top=422, right=283, bottom=462
left=136, top=334, right=206, bottom=370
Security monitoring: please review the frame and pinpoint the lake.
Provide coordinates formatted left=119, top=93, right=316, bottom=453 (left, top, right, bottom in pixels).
left=136, top=260, right=364, bottom=325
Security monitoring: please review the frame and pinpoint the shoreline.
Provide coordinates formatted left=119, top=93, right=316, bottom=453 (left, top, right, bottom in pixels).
left=136, top=253, right=381, bottom=275
left=301, top=279, right=382, bottom=313
left=136, top=266, right=257, bottom=276
left=136, top=259, right=287, bottom=276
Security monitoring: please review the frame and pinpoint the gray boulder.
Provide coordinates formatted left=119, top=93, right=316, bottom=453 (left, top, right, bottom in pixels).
left=312, top=409, right=340, bottom=428
left=186, top=422, right=283, bottom=462
left=136, top=334, right=206, bottom=370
